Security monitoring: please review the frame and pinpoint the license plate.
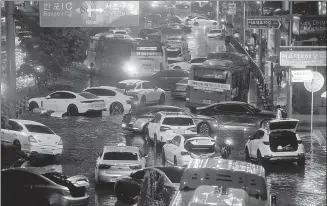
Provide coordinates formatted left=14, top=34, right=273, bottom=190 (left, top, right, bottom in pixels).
left=195, top=140, right=212, bottom=145
left=42, top=149, right=53, bottom=154
left=203, top=99, right=212, bottom=104
left=174, top=129, right=185, bottom=134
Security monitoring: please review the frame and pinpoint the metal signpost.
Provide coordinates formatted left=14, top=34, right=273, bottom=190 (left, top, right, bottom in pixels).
left=39, top=1, right=140, bottom=27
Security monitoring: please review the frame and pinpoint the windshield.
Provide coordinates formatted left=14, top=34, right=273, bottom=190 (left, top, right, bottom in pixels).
left=103, top=152, right=138, bottom=160
left=114, top=31, right=126, bottom=34
left=167, top=49, right=181, bottom=57
left=78, top=92, right=99, bottom=99
left=209, top=30, right=222, bottom=33
left=24, top=124, right=54, bottom=134
left=247, top=104, right=261, bottom=113
left=162, top=117, right=194, bottom=126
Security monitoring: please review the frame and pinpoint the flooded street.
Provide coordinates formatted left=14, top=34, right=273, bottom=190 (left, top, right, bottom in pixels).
left=16, top=92, right=327, bottom=206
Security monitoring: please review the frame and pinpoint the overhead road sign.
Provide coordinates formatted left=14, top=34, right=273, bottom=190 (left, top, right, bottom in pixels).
left=280, top=50, right=326, bottom=67
left=247, top=18, right=281, bottom=29
left=40, top=1, right=139, bottom=27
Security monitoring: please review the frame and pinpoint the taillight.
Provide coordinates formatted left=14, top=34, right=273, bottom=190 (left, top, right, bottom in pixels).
left=160, top=126, right=171, bottom=132
left=181, top=151, right=189, bottom=156
left=129, top=165, right=142, bottom=170
left=297, top=140, right=303, bottom=144
left=187, top=127, right=196, bottom=132
left=98, top=164, right=111, bottom=169
left=28, top=135, right=37, bottom=143
left=58, top=139, right=63, bottom=145
left=263, top=141, right=270, bottom=145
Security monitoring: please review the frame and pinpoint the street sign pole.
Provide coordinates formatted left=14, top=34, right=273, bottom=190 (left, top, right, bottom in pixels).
left=287, top=1, right=293, bottom=118
left=259, top=2, right=263, bottom=73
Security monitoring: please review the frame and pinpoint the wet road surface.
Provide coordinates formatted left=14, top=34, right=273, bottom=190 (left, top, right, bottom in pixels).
left=17, top=92, right=327, bottom=206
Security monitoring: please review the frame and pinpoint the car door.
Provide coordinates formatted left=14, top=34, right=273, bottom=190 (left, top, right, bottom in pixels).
left=164, top=138, right=173, bottom=163
left=227, top=104, right=256, bottom=129
left=55, top=92, right=77, bottom=112
left=142, top=81, right=156, bottom=103
left=171, top=135, right=181, bottom=163
left=211, top=105, right=238, bottom=128
left=1, top=119, right=13, bottom=146
left=8, top=120, right=27, bottom=149
left=41, top=92, right=60, bottom=111
left=151, top=70, right=168, bottom=89
left=249, top=130, right=265, bottom=157
left=148, top=113, right=161, bottom=138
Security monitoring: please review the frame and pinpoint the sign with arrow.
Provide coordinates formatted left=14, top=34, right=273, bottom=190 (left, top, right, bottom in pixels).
left=247, top=18, right=281, bottom=29
left=40, top=1, right=139, bottom=27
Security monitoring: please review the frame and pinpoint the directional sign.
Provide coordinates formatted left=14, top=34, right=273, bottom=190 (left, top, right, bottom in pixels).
left=247, top=19, right=281, bottom=29
left=291, top=70, right=313, bottom=82
left=280, top=50, right=326, bottom=67
left=227, top=3, right=236, bottom=15
left=40, top=1, right=139, bottom=27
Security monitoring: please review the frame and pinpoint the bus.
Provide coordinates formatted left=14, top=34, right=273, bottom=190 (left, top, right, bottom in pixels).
left=185, top=53, right=253, bottom=113
left=126, top=39, right=167, bottom=76
left=174, top=3, right=191, bottom=20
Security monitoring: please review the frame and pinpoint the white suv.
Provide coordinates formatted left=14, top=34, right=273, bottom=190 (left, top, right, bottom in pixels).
left=245, top=118, right=305, bottom=167
left=117, top=80, right=166, bottom=106
left=146, top=112, right=197, bottom=144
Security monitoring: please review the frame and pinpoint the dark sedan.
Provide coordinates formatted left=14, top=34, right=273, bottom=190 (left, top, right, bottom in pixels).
left=122, top=105, right=186, bottom=133
left=114, top=166, right=185, bottom=205
left=195, top=101, right=276, bottom=134
left=143, top=69, right=189, bottom=91
left=171, top=78, right=188, bottom=99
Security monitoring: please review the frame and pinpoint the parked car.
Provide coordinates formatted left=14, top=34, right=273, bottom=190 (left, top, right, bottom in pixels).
left=245, top=118, right=305, bottom=167
left=83, top=86, right=132, bottom=114
left=122, top=105, right=186, bottom=133
left=138, top=28, right=162, bottom=39
left=145, top=69, right=189, bottom=91
left=1, top=119, right=63, bottom=159
left=28, top=91, right=106, bottom=116
left=1, top=168, right=90, bottom=206
left=162, top=134, right=216, bottom=166
left=186, top=16, right=218, bottom=26
left=169, top=159, right=277, bottom=206
left=116, top=79, right=166, bottom=106
left=195, top=101, right=276, bottom=134
left=94, top=146, right=147, bottom=185
left=11, top=157, right=63, bottom=173
left=169, top=57, right=207, bottom=70
left=115, top=166, right=185, bottom=205
left=206, top=28, right=223, bottom=38
left=146, top=111, right=197, bottom=144
left=171, top=78, right=188, bottom=99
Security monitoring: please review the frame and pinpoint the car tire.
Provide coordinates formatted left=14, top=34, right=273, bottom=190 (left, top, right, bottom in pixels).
left=197, top=122, right=211, bottom=134
left=297, top=158, right=305, bottom=167
left=12, top=140, right=21, bottom=152
left=162, top=149, right=166, bottom=166
left=193, top=22, right=199, bottom=26
left=213, top=22, right=218, bottom=25
left=140, top=96, right=146, bottom=106
left=260, top=119, right=271, bottom=128
left=159, top=94, right=165, bottom=105
left=28, top=101, right=39, bottom=111
left=173, top=66, right=181, bottom=70
left=245, top=147, right=251, bottom=162
left=67, top=104, right=79, bottom=116
left=110, top=102, right=124, bottom=115
left=174, top=156, right=177, bottom=166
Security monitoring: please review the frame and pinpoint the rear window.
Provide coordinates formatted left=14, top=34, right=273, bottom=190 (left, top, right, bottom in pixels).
left=103, top=152, right=138, bottom=160
left=78, top=92, right=99, bottom=99
left=162, top=117, right=194, bottom=126
left=114, top=31, right=126, bottom=34
left=25, top=124, right=54, bottom=134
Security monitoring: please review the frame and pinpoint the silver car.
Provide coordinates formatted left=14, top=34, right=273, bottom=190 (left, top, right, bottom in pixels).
left=94, top=145, right=147, bottom=185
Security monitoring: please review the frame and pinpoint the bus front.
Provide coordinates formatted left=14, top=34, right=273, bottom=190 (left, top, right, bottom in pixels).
left=125, top=40, right=166, bottom=77
left=186, top=61, right=232, bottom=113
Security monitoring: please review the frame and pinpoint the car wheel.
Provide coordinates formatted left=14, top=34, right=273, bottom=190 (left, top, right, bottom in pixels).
left=159, top=94, right=165, bottom=105
left=197, top=122, right=211, bottom=134
left=245, top=147, right=251, bottom=162
left=173, top=66, right=181, bottom=70
left=140, top=96, right=146, bottom=106
left=12, top=140, right=21, bottom=152
left=28, top=101, right=39, bottom=111
left=174, top=156, right=178, bottom=166
left=260, top=119, right=270, bottom=128
left=213, top=22, right=218, bottom=25
left=110, top=102, right=124, bottom=115
left=297, top=158, right=305, bottom=167
left=162, top=149, right=166, bottom=166
left=94, top=173, right=101, bottom=186
left=67, top=104, right=79, bottom=116
left=193, top=22, right=199, bottom=26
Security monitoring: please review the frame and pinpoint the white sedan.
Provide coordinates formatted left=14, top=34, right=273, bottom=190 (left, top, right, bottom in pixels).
left=1, top=119, right=63, bottom=159
left=162, top=134, right=216, bottom=166
left=28, top=91, right=106, bottom=116
left=167, top=47, right=191, bottom=63
left=187, top=16, right=218, bottom=26
left=169, top=57, right=207, bottom=70
left=206, top=29, right=223, bottom=38
left=83, top=86, right=132, bottom=114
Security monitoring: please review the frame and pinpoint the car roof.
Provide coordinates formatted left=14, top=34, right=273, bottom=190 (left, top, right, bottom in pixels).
left=119, top=79, right=143, bottom=84
left=103, top=146, right=140, bottom=153
left=186, top=159, right=265, bottom=178
left=9, top=119, right=45, bottom=126
left=85, top=86, right=117, bottom=91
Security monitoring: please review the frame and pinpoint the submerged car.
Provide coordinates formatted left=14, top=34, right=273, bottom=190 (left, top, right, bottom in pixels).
left=245, top=118, right=305, bottom=166
left=94, top=146, right=147, bottom=185
left=1, top=168, right=90, bottom=206
left=122, top=105, right=185, bottom=133
left=115, top=166, right=185, bottom=205
left=169, top=159, right=277, bottom=206
left=11, top=157, right=62, bottom=173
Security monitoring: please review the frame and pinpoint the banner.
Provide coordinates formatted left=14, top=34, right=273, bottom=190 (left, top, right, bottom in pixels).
left=292, top=15, right=326, bottom=40
left=188, top=80, right=231, bottom=92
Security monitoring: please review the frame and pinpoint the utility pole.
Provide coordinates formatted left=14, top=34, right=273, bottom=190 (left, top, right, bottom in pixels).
left=5, top=1, right=17, bottom=118
left=216, top=1, right=219, bottom=26
left=258, top=1, right=264, bottom=73
left=243, top=1, right=246, bottom=47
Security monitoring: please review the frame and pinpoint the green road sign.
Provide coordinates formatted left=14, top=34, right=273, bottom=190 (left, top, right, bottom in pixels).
left=247, top=18, right=281, bottom=29
left=39, top=1, right=139, bottom=27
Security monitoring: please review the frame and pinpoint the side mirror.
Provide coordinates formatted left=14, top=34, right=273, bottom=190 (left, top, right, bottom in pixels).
left=271, top=195, right=277, bottom=205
